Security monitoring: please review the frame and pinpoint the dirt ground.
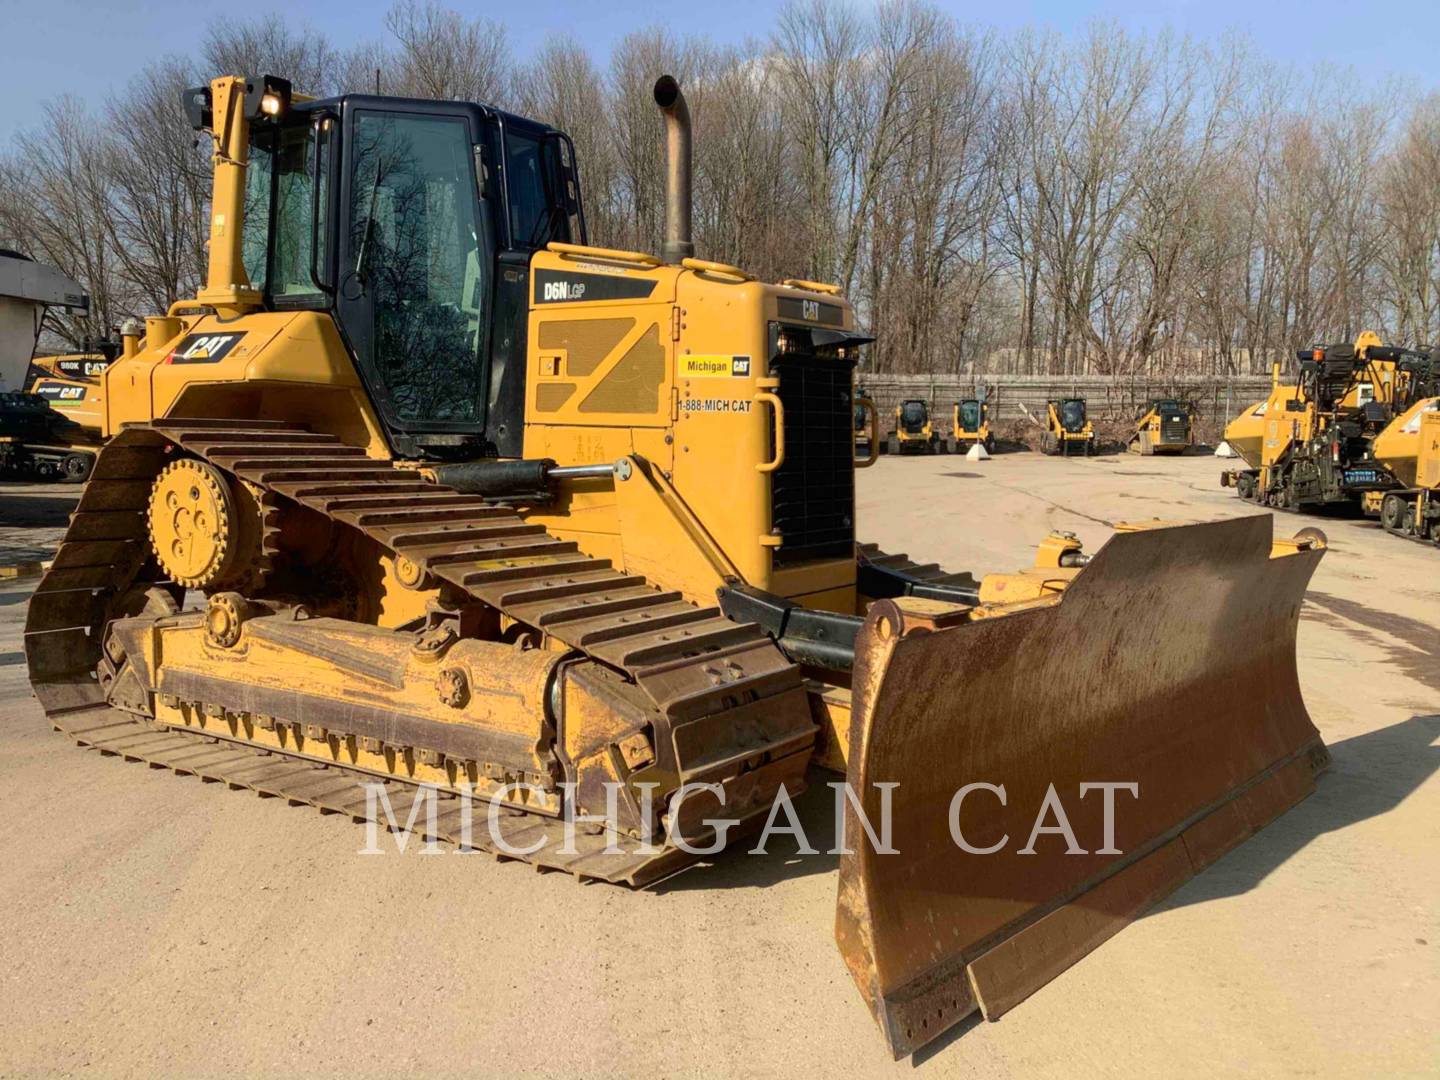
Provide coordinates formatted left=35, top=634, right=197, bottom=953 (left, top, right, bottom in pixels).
left=0, top=452, right=1436, bottom=1078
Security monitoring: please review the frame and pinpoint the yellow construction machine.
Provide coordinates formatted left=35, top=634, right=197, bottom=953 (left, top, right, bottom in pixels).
left=1128, top=397, right=1191, bottom=455
left=1039, top=397, right=1094, bottom=456
left=1370, top=396, right=1440, bottom=544
left=946, top=396, right=992, bottom=454
left=852, top=383, right=877, bottom=460
left=25, top=74, right=1332, bottom=1058
left=0, top=345, right=111, bottom=481
left=1222, top=333, right=1420, bottom=510
left=0, top=251, right=107, bottom=481
left=885, top=397, right=940, bottom=454
left=1219, top=387, right=1302, bottom=499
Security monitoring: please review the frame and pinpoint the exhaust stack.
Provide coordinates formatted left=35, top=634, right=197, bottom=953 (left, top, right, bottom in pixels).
left=653, top=75, right=693, bottom=265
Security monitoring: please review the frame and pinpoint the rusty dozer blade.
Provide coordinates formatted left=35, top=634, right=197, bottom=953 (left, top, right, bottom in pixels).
left=836, top=515, right=1329, bottom=1058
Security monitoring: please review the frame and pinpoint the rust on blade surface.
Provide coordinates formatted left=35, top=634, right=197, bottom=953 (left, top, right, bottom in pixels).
left=836, top=515, right=1328, bottom=1058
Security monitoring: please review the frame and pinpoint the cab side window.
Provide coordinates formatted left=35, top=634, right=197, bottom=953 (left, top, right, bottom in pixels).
left=505, top=130, right=569, bottom=250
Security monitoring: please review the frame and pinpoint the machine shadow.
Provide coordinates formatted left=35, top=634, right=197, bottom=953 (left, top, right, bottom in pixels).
left=1158, top=712, right=1440, bottom=912
left=650, top=774, right=840, bottom=892
left=0, top=493, right=80, bottom=526
left=910, top=1011, right=984, bottom=1067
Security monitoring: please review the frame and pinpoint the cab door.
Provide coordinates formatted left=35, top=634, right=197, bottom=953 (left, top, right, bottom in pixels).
left=335, top=100, right=498, bottom=451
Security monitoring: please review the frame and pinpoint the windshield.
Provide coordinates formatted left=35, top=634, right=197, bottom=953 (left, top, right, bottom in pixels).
left=958, top=400, right=981, bottom=429
left=1059, top=399, right=1087, bottom=432
left=901, top=401, right=927, bottom=429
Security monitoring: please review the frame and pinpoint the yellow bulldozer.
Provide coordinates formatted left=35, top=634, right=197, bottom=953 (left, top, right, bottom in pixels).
left=1128, top=397, right=1192, bottom=455
left=24, top=73, right=1332, bottom=1058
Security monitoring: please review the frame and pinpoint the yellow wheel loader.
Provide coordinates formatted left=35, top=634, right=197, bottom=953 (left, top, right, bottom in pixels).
left=885, top=398, right=940, bottom=454
left=945, top=397, right=992, bottom=454
left=24, top=73, right=1332, bottom=1059
left=1128, top=397, right=1191, bottom=455
left=1039, top=397, right=1094, bottom=456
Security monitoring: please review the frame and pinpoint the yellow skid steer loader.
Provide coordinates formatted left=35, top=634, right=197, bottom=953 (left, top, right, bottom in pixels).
left=24, top=74, right=1329, bottom=1058
left=1128, top=397, right=1191, bottom=455
left=1040, top=397, right=1095, bottom=456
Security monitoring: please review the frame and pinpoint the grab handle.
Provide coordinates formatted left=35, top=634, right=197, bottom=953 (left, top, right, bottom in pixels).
left=755, top=391, right=786, bottom=473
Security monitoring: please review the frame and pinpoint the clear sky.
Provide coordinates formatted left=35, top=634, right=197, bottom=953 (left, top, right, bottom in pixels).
left=1, top=0, right=1437, bottom=141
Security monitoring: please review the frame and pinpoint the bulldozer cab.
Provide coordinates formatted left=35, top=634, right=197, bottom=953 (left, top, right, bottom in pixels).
left=237, top=91, right=583, bottom=457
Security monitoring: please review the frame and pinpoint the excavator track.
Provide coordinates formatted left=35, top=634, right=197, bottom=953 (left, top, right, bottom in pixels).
left=25, top=420, right=813, bottom=885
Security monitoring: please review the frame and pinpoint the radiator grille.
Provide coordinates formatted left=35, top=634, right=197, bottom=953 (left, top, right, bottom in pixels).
left=1161, top=414, right=1188, bottom=442
left=770, top=354, right=856, bottom=566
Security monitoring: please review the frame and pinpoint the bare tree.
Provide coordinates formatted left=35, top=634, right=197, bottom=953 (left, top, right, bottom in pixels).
left=0, top=98, right=122, bottom=344
left=203, top=14, right=340, bottom=96
left=513, top=35, right=621, bottom=245
left=368, top=1, right=511, bottom=104
left=2, top=0, right=1433, bottom=378
left=104, top=60, right=211, bottom=313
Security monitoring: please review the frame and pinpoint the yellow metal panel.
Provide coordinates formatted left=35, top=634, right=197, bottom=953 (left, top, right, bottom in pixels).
left=535, top=383, right=578, bottom=412
left=1421, top=411, right=1440, bottom=490
left=537, top=317, right=635, bottom=376
left=670, top=274, right=773, bottom=589
left=578, top=325, right=666, bottom=414
left=1374, top=397, right=1439, bottom=489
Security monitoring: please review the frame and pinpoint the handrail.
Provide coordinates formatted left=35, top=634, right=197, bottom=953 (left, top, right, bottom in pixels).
left=682, top=257, right=754, bottom=281
left=546, top=241, right=661, bottom=267
left=779, top=277, right=842, bottom=295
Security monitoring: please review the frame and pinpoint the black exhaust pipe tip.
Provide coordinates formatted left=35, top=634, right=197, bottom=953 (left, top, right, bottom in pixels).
left=654, top=75, right=680, bottom=109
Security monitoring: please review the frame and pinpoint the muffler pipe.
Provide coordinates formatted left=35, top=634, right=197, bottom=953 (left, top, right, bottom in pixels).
left=653, top=75, right=693, bottom=265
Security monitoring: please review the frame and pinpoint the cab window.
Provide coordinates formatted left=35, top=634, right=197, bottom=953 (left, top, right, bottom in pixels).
left=505, top=130, right=569, bottom=250
left=243, top=121, right=330, bottom=302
